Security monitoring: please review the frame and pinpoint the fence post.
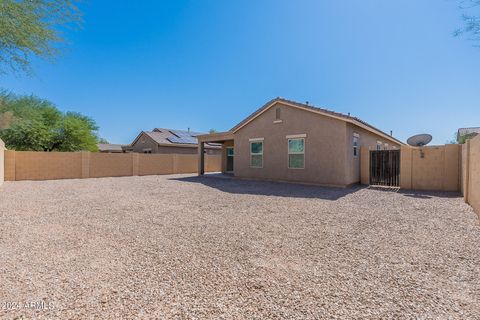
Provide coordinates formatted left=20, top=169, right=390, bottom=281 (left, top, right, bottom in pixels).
left=81, top=151, right=90, bottom=179
left=465, top=140, right=470, bottom=204
left=132, top=153, right=139, bottom=176
left=400, top=146, right=413, bottom=189
left=360, top=147, right=369, bottom=185
left=4, top=150, right=16, bottom=181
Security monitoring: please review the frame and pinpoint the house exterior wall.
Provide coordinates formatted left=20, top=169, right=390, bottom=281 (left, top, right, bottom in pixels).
left=233, top=102, right=349, bottom=187
left=131, top=132, right=160, bottom=153
left=221, top=140, right=234, bottom=173
left=345, top=124, right=401, bottom=185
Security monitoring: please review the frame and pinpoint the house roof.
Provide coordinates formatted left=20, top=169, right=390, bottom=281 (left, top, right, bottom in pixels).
left=229, top=97, right=404, bottom=145
left=457, top=127, right=480, bottom=140
left=131, top=128, right=221, bottom=148
left=97, top=144, right=125, bottom=152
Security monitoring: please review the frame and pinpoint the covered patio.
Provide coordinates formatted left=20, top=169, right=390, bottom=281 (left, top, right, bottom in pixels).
left=197, top=131, right=234, bottom=175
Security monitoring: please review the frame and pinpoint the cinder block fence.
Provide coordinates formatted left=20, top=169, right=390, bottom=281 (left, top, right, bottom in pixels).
left=463, top=136, right=480, bottom=215
left=360, top=139, right=480, bottom=215
left=0, top=139, right=4, bottom=186
left=3, top=150, right=221, bottom=181
left=0, top=136, right=479, bottom=215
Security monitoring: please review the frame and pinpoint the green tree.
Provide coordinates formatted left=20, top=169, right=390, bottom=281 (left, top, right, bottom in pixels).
left=51, top=112, right=98, bottom=151
left=1, top=120, right=53, bottom=151
left=455, top=0, right=480, bottom=43
left=0, top=0, right=81, bottom=74
left=0, top=91, right=99, bottom=151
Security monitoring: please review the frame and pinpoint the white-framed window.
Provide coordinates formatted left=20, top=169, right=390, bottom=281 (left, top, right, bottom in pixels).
left=353, top=134, right=359, bottom=157
left=384, top=143, right=389, bottom=150
left=376, top=141, right=382, bottom=150
left=250, top=140, right=263, bottom=168
left=288, top=138, right=305, bottom=169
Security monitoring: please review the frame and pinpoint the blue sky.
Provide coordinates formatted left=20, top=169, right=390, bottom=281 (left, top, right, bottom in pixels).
left=1, top=0, right=479, bottom=145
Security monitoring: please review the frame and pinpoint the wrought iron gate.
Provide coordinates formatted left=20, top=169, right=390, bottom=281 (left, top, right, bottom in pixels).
left=370, top=150, right=400, bottom=187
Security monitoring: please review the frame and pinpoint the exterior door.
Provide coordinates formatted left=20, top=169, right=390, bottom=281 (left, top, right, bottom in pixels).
left=226, top=147, right=234, bottom=172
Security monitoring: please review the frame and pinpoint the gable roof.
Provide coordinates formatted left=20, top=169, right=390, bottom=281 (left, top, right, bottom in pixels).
left=131, top=128, right=221, bottom=148
left=457, top=127, right=480, bottom=141
left=230, top=97, right=404, bottom=145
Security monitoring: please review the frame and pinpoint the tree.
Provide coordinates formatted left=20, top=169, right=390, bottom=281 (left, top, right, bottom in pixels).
left=51, top=112, right=99, bottom=151
left=455, top=0, right=480, bottom=43
left=0, top=91, right=100, bottom=151
left=209, top=128, right=217, bottom=134
left=0, top=0, right=81, bottom=74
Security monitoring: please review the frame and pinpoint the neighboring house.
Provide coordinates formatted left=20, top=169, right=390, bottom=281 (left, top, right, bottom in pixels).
left=130, top=128, right=221, bottom=155
left=457, top=127, right=480, bottom=143
left=197, top=98, right=403, bottom=187
left=97, top=144, right=128, bottom=153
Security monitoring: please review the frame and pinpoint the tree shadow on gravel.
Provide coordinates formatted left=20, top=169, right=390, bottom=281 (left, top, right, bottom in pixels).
left=170, top=175, right=362, bottom=200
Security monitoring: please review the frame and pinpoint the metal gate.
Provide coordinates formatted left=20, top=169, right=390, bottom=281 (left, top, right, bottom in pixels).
left=370, top=150, right=400, bottom=187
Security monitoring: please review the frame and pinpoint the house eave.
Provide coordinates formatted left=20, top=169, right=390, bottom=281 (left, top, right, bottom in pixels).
left=230, top=98, right=405, bottom=146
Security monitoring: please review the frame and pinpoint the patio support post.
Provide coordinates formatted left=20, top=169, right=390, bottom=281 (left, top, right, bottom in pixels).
left=198, top=141, right=205, bottom=175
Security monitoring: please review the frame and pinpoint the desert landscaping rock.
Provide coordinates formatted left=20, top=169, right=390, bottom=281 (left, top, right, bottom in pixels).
left=0, top=174, right=479, bottom=319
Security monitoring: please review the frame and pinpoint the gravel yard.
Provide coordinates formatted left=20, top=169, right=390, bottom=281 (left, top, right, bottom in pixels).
left=0, top=174, right=479, bottom=319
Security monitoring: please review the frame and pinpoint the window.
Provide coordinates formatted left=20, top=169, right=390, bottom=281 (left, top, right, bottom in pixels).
left=250, top=141, right=263, bottom=168
left=288, top=138, right=305, bottom=169
left=376, top=141, right=382, bottom=150
left=384, top=143, right=389, bottom=150
left=353, top=135, right=359, bottom=157
left=227, top=147, right=234, bottom=156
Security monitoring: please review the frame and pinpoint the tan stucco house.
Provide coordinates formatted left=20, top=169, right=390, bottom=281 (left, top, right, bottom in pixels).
left=129, top=128, right=221, bottom=155
left=198, top=98, right=403, bottom=187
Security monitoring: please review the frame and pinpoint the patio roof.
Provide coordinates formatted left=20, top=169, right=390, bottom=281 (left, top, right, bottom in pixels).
left=197, top=131, right=234, bottom=143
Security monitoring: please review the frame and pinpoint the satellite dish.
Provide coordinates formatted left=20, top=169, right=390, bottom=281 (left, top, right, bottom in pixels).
left=407, top=134, right=432, bottom=147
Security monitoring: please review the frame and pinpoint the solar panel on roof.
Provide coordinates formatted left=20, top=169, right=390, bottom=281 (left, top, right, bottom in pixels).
left=171, top=130, right=190, bottom=138
left=167, top=136, right=198, bottom=144
left=171, top=129, right=204, bottom=138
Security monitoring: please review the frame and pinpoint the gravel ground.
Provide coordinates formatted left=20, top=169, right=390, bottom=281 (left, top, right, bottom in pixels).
left=0, top=174, right=479, bottom=319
